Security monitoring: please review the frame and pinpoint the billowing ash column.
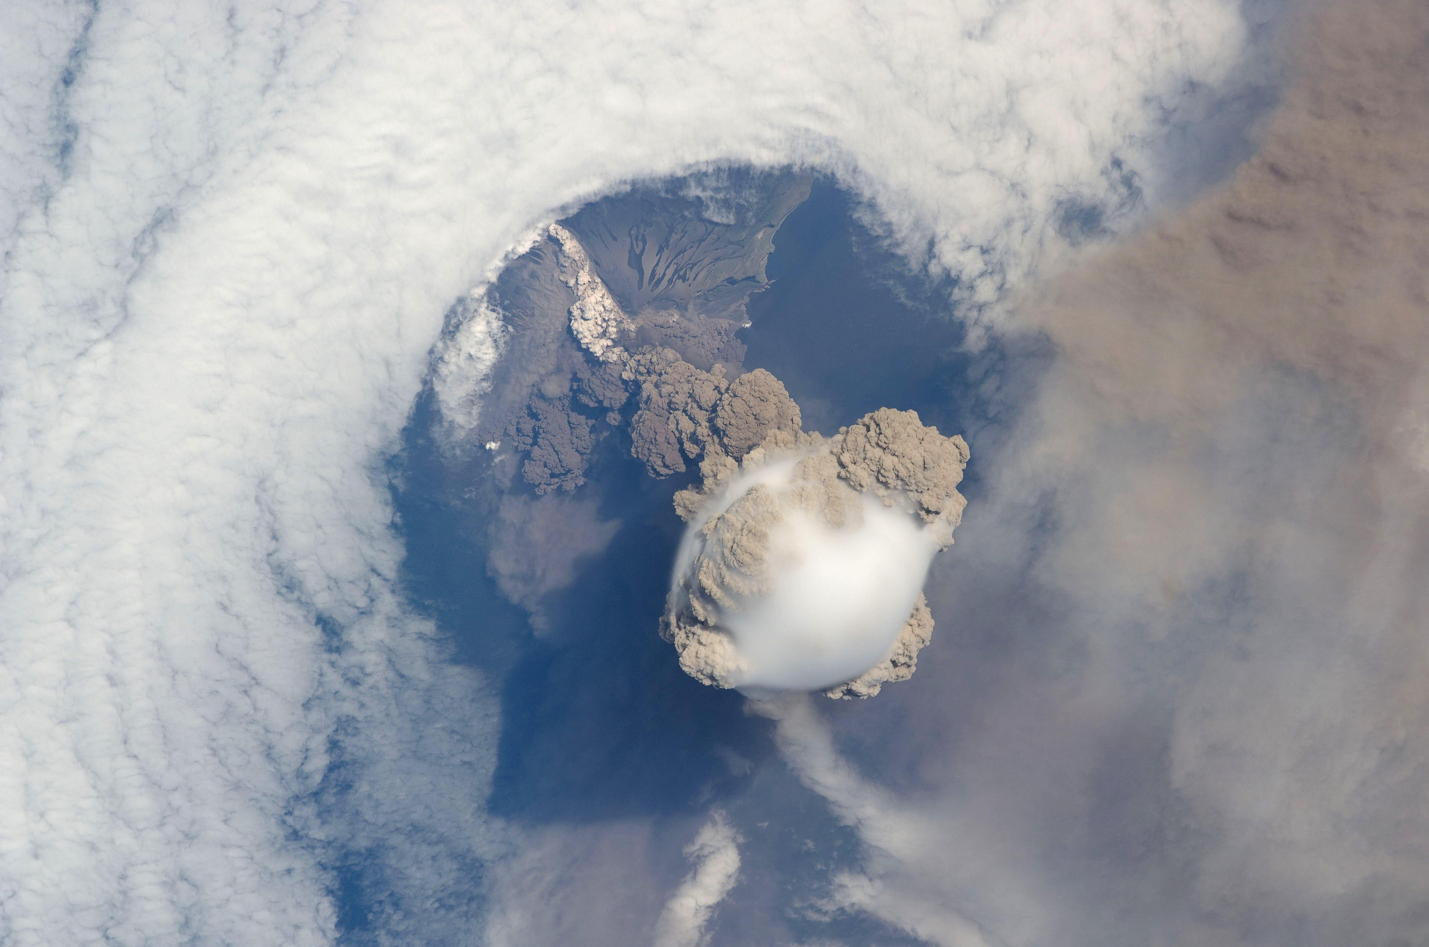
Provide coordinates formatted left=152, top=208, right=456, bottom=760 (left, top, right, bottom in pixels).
left=541, top=218, right=971, bottom=700
left=663, top=408, right=969, bottom=700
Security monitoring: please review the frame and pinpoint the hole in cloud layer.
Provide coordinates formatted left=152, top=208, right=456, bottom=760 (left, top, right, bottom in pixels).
left=394, top=167, right=1033, bottom=942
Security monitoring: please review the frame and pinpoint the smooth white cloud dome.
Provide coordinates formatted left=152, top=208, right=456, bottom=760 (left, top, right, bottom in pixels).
left=726, top=495, right=936, bottom=691
left=673, top=458, right=939, bottom=693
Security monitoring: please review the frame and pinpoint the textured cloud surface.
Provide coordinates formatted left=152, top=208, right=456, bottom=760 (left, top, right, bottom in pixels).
left=1, top=0, right=1260, bottom=942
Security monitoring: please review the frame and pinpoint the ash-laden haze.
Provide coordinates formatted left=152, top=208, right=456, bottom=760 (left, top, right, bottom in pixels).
left=756, top=3, right=1429, bottom=947
left=14, top=1, right=1429, bottom=946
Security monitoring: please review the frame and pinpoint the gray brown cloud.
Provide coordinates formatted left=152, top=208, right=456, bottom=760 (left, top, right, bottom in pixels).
left=777, top=2, right=1429, bottom=943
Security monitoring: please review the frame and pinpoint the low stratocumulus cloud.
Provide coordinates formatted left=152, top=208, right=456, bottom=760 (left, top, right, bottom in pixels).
left=1, top=0, right=1265, bottom=943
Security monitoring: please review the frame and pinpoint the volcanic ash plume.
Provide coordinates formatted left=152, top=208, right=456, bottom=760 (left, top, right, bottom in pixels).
left=535, top=218, right=971, bottom=700
left=663, top=409, right=969, bottom=699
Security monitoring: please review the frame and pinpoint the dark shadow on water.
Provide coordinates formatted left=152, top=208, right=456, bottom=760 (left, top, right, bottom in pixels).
left=482, top=447, right=767, bottom=821
left=389, top=390, right=771, bottom=824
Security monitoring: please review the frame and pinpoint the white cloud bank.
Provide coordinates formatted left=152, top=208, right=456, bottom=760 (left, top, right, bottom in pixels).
left=0, top=0, right=1250, bottom=941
